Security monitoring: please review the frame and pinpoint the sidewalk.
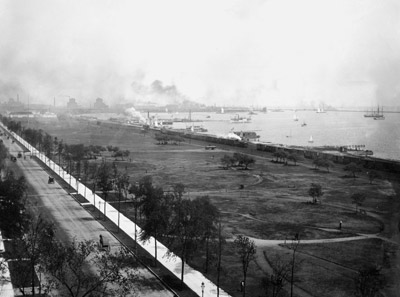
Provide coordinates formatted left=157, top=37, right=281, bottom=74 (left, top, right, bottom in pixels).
left=9, top=129, right=230, bottom=297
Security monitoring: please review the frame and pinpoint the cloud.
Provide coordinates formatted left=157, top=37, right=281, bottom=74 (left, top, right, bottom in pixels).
left=0, top=0, right=399, bottom=108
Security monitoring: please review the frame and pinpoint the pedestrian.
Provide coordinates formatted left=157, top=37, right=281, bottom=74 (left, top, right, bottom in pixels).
left=339, top=220, right=342, bottom=230
left=99, top=234, right=103, bottom=247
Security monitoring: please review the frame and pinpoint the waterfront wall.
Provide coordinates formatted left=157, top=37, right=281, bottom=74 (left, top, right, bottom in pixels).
left=95, top=119, right=400, bottom=174
left=13, top=117, right=400, bottom=175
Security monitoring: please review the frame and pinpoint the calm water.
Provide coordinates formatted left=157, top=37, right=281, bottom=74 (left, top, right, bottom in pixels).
left=159, top=111, right=400, bottom=161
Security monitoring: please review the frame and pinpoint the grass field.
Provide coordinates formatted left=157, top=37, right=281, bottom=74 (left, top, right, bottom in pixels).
left=21, top=117, right=400, bottom=297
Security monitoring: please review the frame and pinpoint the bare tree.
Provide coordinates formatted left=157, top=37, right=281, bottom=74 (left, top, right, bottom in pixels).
left=355, top=265, right=386, bottom=297
left=345, top=162, right=362, bottom=178
left=42, top=239, right=138, bottom=297
left=308, top=183, right=323, bottom=204
left=262, top=253, right=292, bottom=297
left=284, top=237, right=301, bottom=297
left=367, top=170, right=381, bottom=185
left=351, top=192, right=366, bottom=213
left=96, top=162, right=113, bottom=220
left=6, top=216, right=55, bottom=296
left=234, top=235, right=256, bottom=297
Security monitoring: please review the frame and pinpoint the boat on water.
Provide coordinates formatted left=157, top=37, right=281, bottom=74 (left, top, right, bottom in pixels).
left=233, top=131, right=260, bottom=142
left=248, top=110, right=258, bottom=115
left=308, top=135, right=314, bottom=143
left=374, top=106, right=385, bottom=120
left=301, top=121, right=307, bottom=127
left=155, top=119, right=174, bottom=127
left=364, top=106, right=385, bottom=119
left=230, top=114, right=251, bottom=123
left=186, top=125, right=208, bottom=133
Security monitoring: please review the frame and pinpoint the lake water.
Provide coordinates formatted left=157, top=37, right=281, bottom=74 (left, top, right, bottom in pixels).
left=158, top=111, right=400, bottom=161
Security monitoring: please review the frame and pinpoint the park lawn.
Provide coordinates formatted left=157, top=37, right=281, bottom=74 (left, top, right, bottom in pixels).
left=24, top=116, right=400, bottom=297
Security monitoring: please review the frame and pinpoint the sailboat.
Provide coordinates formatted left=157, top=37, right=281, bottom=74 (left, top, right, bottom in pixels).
left=293, top=112, right=299, bottom=121
left=316, top=106, right=326, bottom=113
left=364, top=105, right=385, bottom=119
left=373, top=106, right=385, bottom=120
left=308, top=135, right=314, bottom=143
left=216, top=107, right=224, bottom=114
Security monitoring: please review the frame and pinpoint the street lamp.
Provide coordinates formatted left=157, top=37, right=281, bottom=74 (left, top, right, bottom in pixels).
left=201, top=282, right=205, bottom=297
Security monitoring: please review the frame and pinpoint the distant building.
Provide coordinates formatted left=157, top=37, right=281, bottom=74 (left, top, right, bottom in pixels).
left=67, top=98, right=78, bottom=109
left=93, top=98, right=108, bottom=109
left=8, top=111, right=34, bottom=118
left=40, top=111, right=57, bottom=118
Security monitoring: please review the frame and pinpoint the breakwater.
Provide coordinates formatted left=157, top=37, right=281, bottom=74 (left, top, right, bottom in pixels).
left=94, top=119, right=400, bottom=175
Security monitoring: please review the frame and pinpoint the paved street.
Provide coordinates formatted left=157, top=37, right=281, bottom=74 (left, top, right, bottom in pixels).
left=2, top=130, right=174, bottom=297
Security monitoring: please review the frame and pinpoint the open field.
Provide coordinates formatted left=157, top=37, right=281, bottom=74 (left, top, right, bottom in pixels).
left=19, top=117, right=400, bottom=297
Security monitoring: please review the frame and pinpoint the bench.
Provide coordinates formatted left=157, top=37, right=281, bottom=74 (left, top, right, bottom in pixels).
left=99, top=235, right=110, bottom=251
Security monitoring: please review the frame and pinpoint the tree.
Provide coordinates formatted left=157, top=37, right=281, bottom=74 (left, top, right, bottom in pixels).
left=216, top=217, right=225, bottom=297
left=82, top=160, right=90, bottom=195
left=287, top=153, right=298, bottom=166
left=233, top=153, right=255, bottom=170
left=345, top=162, right=362, bottom=178
left=42, top=133, right=53, bottom=159
left=313, top=157, right=333, bottom=172
left=273, top=151, right=287, bottom=163
left=115, top=172, right=130, bottom=232
left=197, top=197, right=220, bottom=273
left=0, top=141, right=8, bottom=173
left=154, top=133, right=169, bottom=144
left=7, top=216, right=55, bottom=296
left=0, top=171, right=29, bottom=238
left=66, top=144, right=85, bottom=161
left=220, top=155, right=234, bottom=169
left=308, top=183, right=323, bottom=204
left=263, top=255, right=291, bottom=297
left=57, top=140, right=64, bottom=170
left=167, top=198, right=203, bottom=289
left=42, top=239, right=138, bottom=297
left=355, top=265, right=386, bottom=297
left=97, top=162, right=113, bottom=220
left=285, top=237, right=301, bottom=297
left=234, top=235, right=256, bottom=297
left=351, top=192, right=366, bottom=213
left=367, top=170, right=381, bottom=185
left=130, top=176, right=167, bottom=266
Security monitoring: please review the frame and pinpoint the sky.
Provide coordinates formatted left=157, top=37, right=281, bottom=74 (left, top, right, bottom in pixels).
left=1, top=0, right=400, bottom=108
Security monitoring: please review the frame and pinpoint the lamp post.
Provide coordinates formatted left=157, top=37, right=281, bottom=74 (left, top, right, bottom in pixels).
left=201, top=282, right=205, bottom=297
